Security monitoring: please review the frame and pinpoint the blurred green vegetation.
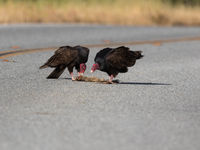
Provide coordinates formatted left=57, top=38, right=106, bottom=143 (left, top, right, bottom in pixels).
left=163, top=0, right=200, bottom=5
left=0, top=0, right=200, bottom=5
left=0, top=0, right=200, bottom=25
left=0, top=0, right=118, bottom=4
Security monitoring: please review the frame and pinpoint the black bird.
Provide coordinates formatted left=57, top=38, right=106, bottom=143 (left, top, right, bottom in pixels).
left=40, top=45, right=89, bottom=80
left=91, top=46, right=143, bottom=83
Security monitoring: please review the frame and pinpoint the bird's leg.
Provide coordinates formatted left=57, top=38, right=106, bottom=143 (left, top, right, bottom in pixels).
left=108, top=75, right=114, bottom=83
left=70, top=72, right=75, bottom=81
left=75, top=64, right=83, bottom=77
left=68, top=66, right=75, bottom=81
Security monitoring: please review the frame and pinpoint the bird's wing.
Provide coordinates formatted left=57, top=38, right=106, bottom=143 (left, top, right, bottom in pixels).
left=94, top=48, right=112, bottom=62
left=74, top=46, right=90, bottom=63
left=54, top=46, right=71, bottom=54
left=105, top=46, right=130, bottom=69
left=44, top=47, right=78, bottom=67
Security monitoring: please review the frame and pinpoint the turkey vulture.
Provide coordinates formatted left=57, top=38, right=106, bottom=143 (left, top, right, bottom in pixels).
left=40, top=45, right=89, bottom=80
left=91, top=46, right=143, bottom=83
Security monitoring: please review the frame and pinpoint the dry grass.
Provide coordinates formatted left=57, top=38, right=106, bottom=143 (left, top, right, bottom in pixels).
left=0, top=1, right=200, bottom=26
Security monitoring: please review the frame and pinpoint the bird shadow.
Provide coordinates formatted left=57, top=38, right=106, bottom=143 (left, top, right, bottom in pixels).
left=61, top=77, right=72, bottom=80
left=118, top=81, right=171, bottom=85
left=56, top=78, right=171, bottom=86
left=47, top=77, right=71, bottom=80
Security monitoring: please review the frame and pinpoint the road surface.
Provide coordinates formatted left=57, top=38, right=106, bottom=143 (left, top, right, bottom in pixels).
left=0, top=24, right=200, bottom=150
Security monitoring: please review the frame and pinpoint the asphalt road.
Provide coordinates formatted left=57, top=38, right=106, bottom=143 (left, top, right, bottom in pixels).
left=0, top=24, right=200, bottom=150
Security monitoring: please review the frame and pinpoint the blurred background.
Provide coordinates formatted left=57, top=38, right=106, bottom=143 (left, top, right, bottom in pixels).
left=0, top=0, right=200, bottom=26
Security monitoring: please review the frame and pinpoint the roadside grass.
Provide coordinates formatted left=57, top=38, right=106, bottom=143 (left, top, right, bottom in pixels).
left=0, top=0, right=200, bottom=26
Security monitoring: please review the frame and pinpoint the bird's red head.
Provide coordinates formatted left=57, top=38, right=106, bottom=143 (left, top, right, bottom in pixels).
left=91, top=63, right=99, bottom=73
left=79, top=63, right=86, bottom=73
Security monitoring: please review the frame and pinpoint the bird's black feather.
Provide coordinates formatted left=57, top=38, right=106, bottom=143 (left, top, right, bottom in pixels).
left=40, top=45, right=89, bottom=79
left=94, top=46, right=143, bottom=77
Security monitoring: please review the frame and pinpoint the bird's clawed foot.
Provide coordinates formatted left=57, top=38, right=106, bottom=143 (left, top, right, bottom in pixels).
left=71, top=72, right=84, bottom=81
left=70, top=72, right=76, bottom=81
left=108, top=75, right=114, bottom=84
left=107, top=81, right=114, bottom=84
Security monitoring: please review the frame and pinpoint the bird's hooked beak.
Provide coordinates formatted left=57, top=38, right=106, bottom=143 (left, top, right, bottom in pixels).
left=91, top=63, right=99, bottom=73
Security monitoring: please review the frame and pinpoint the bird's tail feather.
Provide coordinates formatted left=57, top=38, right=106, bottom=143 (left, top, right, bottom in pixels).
left=133, top=51, right=143, bottom=59
left=39, top=64, right=48, bottom=69
left=125, top=51, right=143, bottom=67
left=47, top=66, right=66, bottom=79
left=40, top=54, right=58, bottom=69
